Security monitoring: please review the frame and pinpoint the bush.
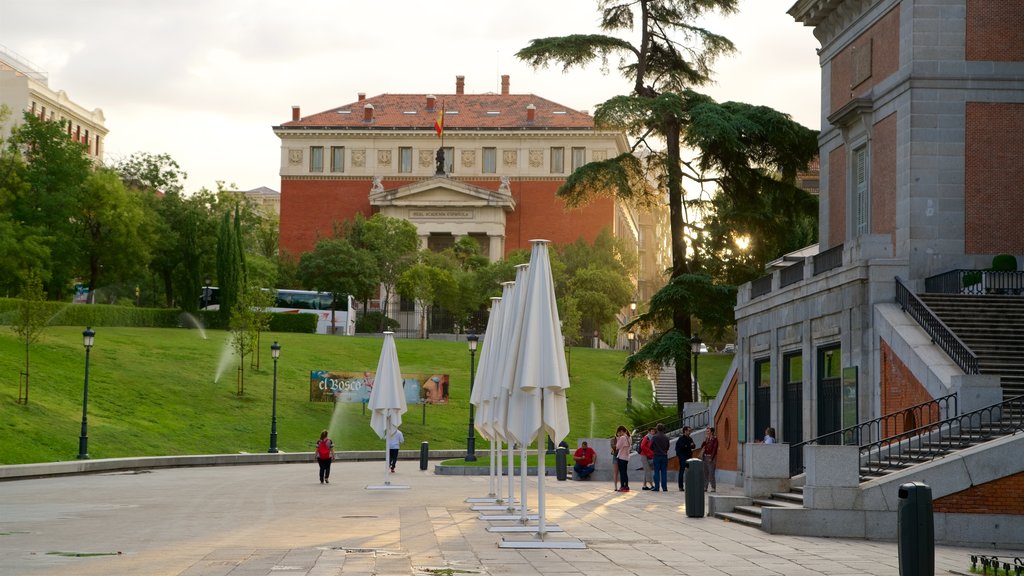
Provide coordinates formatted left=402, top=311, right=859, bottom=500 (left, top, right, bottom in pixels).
left=991, top=254, right=1018, bottom=272
left=268, top=313, right=317, bottom=333
left=355, top=312, right=399, bottom=333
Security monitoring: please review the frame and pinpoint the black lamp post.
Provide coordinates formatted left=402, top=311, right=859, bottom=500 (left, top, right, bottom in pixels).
left=626, top=331, right=635, bottom=409
left=77, top=327, right=95, bottom=460
left=203, top=275, right=212, bottom=310
left=268, top=341, right=281, bottom=453
left=465, top=333, right=479, bottom=462
left=690, top=334, right=702, bottom=403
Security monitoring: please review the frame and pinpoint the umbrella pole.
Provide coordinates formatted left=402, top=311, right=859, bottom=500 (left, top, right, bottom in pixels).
left=493, top=440, right=503, bottom=503
left=506, top=440, right=515, bottom=512
left=537, top=403, right=547, bottom=538
left=384, top=417, right=392, bottom=486
left=518, top=442, right=529, bottom=524
left=489, top=439, right=497, bottom=498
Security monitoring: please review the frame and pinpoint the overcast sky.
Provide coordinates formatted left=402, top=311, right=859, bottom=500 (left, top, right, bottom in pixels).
left=1, top=0, right=821, bottom=195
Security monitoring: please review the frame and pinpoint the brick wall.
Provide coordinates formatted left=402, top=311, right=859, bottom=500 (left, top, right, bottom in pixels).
left=829, top=5, right=900, bottom=115
left=964, top=102, right=1024, bottom=255
left=713, top=370, right=740, bottom=472
left=966, top=0, right=1024, bottom=62
left=934, top=470, right=1024, bottom=514
left=879, top=340, right=937, bottom=437
left=279, top=177, right=615, bottom=258
left=871, top=113, right=897, bottom=249
left=828, top=145, right=847, bottom=248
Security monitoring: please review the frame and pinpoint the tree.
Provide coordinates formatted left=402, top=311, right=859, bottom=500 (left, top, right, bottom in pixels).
left=518, top=0, right=817, bottom=408
left=11, top=271, right=49, bottom=404
left=0, top=108, right=51, bottom=295
left=298, top=238, right=378, bottom=334
left=357, top=215, right=419, bottom=327
left=229, top=282, right=274, bottom=395
left=397, top=260, right=455, bottom=339
left=216, top=207, right=245, bottom=324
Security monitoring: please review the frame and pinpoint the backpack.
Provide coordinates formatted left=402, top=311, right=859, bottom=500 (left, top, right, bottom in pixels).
left=316, top=439, right=332, bottom=459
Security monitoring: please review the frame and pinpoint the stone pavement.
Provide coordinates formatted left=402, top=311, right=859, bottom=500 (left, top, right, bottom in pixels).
left=0, top=459, right=1010, bottom=575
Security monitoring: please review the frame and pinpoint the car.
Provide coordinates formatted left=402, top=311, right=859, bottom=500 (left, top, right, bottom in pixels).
left=722, top=343, right=736, bottom=353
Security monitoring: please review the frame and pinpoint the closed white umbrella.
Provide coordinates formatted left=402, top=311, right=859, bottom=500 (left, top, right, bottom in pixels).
left=367, top=331, right=408, bottom=489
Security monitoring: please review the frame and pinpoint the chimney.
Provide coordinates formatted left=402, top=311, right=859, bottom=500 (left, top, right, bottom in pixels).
left=526, top=103, right=536, bottom=122
left=456, top=75, right=465, bottom=95
left=291, top=106, right=300, bottom=121
left=363, top=103, right=374, bottom=122
left=357, top=92, right=366, bottom=101
left=501, top=75, right=510, bottom=95
left=426, top=94, right=436, bottom=110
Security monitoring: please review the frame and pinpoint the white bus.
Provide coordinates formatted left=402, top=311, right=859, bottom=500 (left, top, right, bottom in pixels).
left=201, top=287, right=354, bottom=335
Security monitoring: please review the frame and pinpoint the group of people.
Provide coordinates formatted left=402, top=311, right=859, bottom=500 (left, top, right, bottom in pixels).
left=571, top=424, right=720, bottom=492
left=314, top=427, right=405, bottom=484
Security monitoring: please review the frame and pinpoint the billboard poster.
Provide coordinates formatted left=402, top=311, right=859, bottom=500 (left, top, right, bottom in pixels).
left=841, top=366, right=859, bottom=445
left=309, top=371, right=449, bottom=404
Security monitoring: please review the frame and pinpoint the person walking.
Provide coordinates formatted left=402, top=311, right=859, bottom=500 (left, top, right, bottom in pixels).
left=675, top=426, right=696, bottom=491
left=614, top=425, right=631, bottom=492
left=388, top=428, right=404, bottom=473
left=639, top=427, right=655, bottom=490
left=700, top=427, right=719, bottom=492
left=650, top=423, right=670, bottom=492
left=315, top=429, right=334, bottom=484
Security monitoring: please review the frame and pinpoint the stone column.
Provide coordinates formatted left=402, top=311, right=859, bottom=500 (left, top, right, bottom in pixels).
left=743, top=443, right=791, bottom=498
left=802, top=444, right=860, bottom=509
left=488, top=235, right=503, bottom=262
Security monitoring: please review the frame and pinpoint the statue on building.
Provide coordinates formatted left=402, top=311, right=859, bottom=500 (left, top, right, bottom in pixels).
left=498, top=175, right=511, bottom=194
left=370, top=175, right=384, bottom=193
left=435, top=147, right=446, bottom=176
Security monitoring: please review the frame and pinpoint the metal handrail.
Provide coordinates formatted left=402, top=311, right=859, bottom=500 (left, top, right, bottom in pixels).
left=631, top=408, right=710, bottom=448
left=861, top=394, right=1024, bottom=476
left=895, top=276, right=979, bottom=375
left=788, top=393, right=957, bottom=476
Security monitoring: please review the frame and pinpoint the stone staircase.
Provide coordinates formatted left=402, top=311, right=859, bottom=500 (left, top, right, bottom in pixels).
left=714, top=487, right=804, bottom=528
left=654, top=362, right=678, bottom=405
left=918, top=294, right=1024, bottom=401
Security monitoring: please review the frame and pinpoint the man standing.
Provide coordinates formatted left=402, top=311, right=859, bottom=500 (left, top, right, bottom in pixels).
left=639, top=428, right=655, bottom=490
left=700, top=427, right=719, bottom=492
left=388, top=428, right=404, bottom=473
left=675, top=426, right=696, bottom=491
left=572, top=441, right=596, bottom=480
left=650, top=423, right=670, bottom=491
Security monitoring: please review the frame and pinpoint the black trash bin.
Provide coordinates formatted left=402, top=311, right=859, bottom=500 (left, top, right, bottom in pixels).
left=419, top=441, right=429, bottom=471
left=897, top=482, right=934, bottom=576
left=555, top=447, right=568, bottom=481
left=685, top=457, right=704, bottom=517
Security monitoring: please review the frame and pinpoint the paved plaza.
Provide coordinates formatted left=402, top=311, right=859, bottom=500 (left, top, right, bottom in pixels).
left=0, top=459, right=1009, bottom=575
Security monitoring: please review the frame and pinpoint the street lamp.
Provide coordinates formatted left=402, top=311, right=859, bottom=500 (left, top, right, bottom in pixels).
left=268, top=341, right=281, bottom=453
left=690, top=334, right=703, bottom=403
left=203, top=275, right=212, bottom=310
left=77, top=327, right=95, bottom=460
left=465, top=333, right=479, bottom=462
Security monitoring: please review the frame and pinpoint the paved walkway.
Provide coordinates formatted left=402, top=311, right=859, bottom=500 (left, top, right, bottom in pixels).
left=0, top=459, right=1007, bottom=575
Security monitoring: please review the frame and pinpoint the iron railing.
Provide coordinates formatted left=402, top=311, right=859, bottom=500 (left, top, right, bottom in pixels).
left=895, top=276, right=979, bottom=375
left=631, top=408, right=711, bottom=449
left=812, top=244, right=844, bottom=275
left=860, top=394, right=1024, bottom=476
left=788, top=393, right=958, bottom=476
left=780, top=261, right=805, bottom=287
left=925, top=269, right=1024, bottom=295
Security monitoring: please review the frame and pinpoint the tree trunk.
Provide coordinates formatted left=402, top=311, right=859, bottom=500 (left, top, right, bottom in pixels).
left=664, top=118, right=694, bottom=412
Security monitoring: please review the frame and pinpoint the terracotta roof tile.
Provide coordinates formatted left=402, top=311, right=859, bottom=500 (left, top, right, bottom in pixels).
left=278, top=93, right=594, bottom=131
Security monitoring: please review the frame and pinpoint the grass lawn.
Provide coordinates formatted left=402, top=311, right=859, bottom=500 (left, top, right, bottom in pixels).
left=0, top=326, right=734, bottom=465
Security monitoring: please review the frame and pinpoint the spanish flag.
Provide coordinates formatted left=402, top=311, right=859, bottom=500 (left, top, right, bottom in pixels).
left=434, top=103, right=444, bottom=137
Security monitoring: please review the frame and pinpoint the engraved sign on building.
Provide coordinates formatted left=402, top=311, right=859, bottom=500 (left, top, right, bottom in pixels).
left=410, top=209, right=474, bottom=219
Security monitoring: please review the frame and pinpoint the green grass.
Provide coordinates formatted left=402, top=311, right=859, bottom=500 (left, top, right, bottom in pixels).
left=0, top=326, right=733, bottom=465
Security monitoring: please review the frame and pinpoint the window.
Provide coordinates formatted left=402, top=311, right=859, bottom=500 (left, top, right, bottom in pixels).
left=853, top=145, right=868, bottom=236
left=571, top=147, right=586, bottom=171
left=442, top=147, right=454, bottom=173
left=550, top=147, right=564, bottom=174
left=310, top=146, right=324, bottom=172
left=482, top=147, right=497, bottom=174
left=330, top=146, right=345, bottom=172
left=399, top=147, right=413, bottom=173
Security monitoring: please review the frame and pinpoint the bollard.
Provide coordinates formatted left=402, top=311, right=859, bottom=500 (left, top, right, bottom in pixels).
left=419, top=441, right=429, bottom=471
left=555, top=447, right=567, bottom=481
left=684, top=457, right=704, bottom=517
left=897, top=482, right=934, bottom=576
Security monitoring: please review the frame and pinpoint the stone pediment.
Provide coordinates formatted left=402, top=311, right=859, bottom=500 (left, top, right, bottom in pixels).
left=369, top=177, right=515, bottom=212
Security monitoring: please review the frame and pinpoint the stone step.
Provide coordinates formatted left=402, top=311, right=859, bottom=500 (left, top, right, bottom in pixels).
left=714, top=511, right=763, bottom=528
left=767, top=492, right=805, bottom=505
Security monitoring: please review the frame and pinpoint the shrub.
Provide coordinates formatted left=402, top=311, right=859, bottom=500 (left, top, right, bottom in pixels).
left=268, top=313, right=317, bottom=333
left=355, top=312, right=399, bottom=333
left=991, top=254, right=1018, bottom=272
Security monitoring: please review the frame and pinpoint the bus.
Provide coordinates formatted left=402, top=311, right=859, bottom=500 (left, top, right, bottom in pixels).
left=201, top=287, right=354, bottom=335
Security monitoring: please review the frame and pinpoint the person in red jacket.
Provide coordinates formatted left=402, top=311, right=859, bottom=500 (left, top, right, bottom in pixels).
left=639, top=427, right=655, bottom=490
left=572, top=441, right=596, bottom=480
left=700, top=427, right=719, bottom=492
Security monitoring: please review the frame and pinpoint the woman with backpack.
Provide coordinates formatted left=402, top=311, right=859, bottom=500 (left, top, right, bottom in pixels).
left=315, top=429, right=334, bottom=484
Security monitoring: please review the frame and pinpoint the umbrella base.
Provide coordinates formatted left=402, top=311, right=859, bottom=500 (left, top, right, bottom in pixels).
left=499, top=536, right=585, bottom=549
left=477, top=513, right=538, bottom=521
left=487, top=524, right=562, bottom=533
left=470, top=504, right=523, bottom=511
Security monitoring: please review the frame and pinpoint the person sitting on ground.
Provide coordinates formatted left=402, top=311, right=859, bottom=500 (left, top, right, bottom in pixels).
left=573, top=441, right=597, bottom=480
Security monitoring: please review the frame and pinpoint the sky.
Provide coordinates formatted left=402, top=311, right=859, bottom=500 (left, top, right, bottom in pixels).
left=1, top=0, right=822, bottom=195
